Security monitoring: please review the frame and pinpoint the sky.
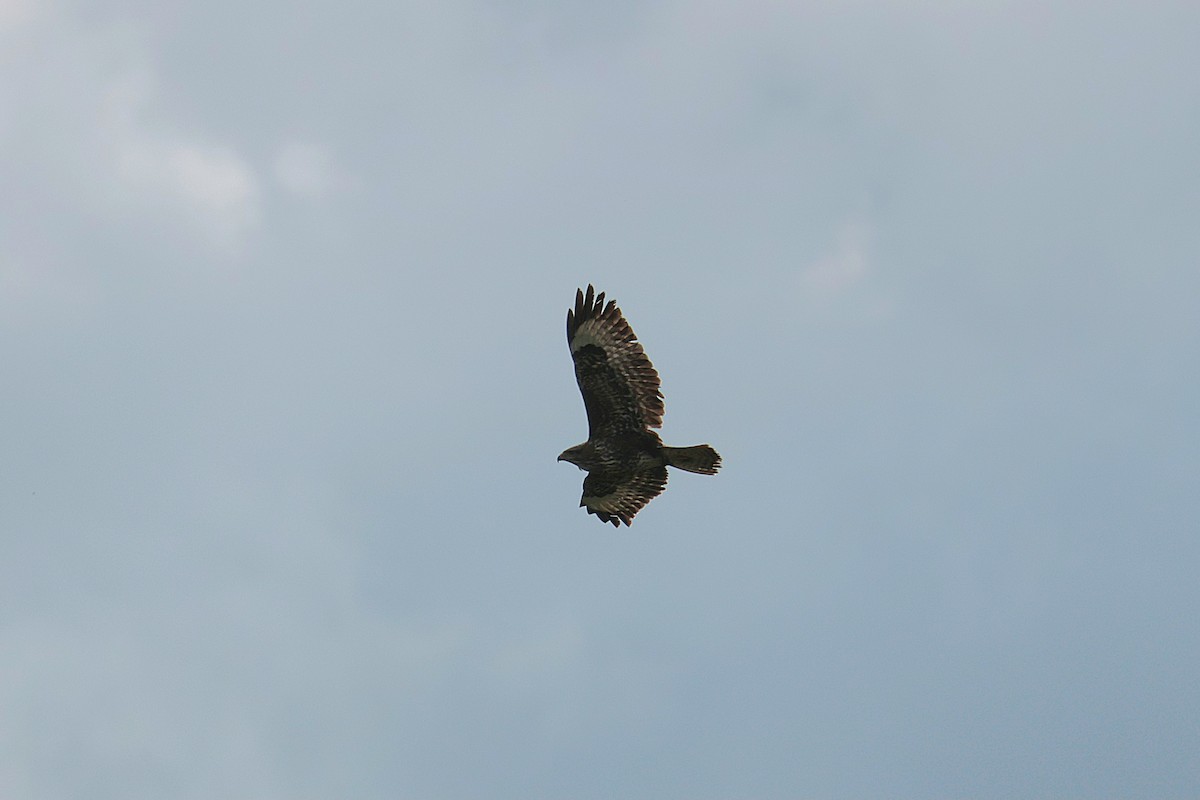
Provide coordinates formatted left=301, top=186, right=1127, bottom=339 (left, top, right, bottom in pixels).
left=2, top=0, right=1199, bottom=797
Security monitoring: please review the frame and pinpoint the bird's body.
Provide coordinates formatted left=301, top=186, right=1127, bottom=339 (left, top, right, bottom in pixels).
left=559, top=285, right=720, bottom=526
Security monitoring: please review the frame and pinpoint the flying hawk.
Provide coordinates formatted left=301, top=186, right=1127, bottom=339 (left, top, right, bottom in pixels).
left=559, top=285, right=721, bottom=526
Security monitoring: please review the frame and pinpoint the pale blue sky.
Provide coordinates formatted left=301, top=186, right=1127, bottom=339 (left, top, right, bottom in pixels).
left=2, top=1, right=1198, bottom=797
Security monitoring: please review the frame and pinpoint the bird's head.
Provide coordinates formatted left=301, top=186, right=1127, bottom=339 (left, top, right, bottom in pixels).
left=557, top=443, right=588, bottom=470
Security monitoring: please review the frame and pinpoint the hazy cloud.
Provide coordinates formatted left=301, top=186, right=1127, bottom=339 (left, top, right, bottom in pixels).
left=0, top=0, right=34, bottom=31
left=116, top=136, right=260, bottom=244
left=273, top=141, right=354, bottom=201
left=2, top=6, right=260, bottom=248
left=802, top=221, right=870, bottom=296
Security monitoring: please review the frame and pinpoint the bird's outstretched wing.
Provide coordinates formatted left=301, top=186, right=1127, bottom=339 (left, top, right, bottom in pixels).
left=566, top=285, right=664, bottom=437
left=581, top=467, right=668, bottom=527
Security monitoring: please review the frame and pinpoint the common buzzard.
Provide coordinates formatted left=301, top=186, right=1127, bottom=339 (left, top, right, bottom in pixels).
left=559, top=285, right=721, bottom=526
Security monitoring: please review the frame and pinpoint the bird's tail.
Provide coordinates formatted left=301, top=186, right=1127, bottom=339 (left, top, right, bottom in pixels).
left=662, top=445, right=721, bottom=475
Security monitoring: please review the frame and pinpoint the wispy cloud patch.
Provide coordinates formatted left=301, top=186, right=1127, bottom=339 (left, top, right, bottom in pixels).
left=802, top=221, right=870, bottom=296
left=273, top=141, right=355, bottom=201
left=0, top=0, right=35, bottom=32
left=97, top=69, right=261, bottom=247
left=117, top=138, right=260, bottom=245
left=3, top=9, right=261, bottom=250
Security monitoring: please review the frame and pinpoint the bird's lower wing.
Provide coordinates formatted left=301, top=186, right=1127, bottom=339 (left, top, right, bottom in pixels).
left=581, top=467, right=668, bottom=527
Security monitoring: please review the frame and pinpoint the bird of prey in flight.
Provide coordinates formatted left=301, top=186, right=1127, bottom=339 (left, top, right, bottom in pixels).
left=559, top=285, right=721, bottom=526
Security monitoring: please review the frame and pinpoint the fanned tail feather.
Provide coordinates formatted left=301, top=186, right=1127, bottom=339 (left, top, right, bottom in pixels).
left=662, top=445, right=721, bottom=475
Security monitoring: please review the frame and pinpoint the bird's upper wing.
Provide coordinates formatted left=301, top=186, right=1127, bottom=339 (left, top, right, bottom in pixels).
left=581, top=467, right=668, bottom=527
left=567, top=285, right=664, bottom=437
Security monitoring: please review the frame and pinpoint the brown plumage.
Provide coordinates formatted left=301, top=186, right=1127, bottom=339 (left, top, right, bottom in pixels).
left=558, top=285, right=721, bottom=526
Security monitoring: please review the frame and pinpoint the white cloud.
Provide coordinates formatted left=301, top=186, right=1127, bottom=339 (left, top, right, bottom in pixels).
left=2, top=8, right=261, bottom=249
left=94, top=65, right=261, bottom=247
left=117, top=138, right=260, bottom=245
